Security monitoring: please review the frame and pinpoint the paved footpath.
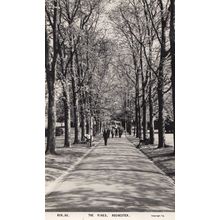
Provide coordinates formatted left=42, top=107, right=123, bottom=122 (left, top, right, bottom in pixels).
left=45, top=136, right=175, bottom=212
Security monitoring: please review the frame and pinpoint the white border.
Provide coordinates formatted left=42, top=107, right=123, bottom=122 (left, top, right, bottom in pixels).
left=0, top=0, right=220, bottom=220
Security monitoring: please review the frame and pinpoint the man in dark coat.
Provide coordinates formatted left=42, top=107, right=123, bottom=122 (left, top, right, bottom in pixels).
left=119, top=127, right=123, bottom=138
left=111, top=128, right=114, bottom=138
left=107, top=128, right=110, bottom=138
left=115, top=127, right=118, bottom=137
left=103, top=128, right=109, bottom=146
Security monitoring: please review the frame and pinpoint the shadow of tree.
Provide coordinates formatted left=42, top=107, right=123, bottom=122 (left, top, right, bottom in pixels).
left=46, top=138, right=175, bottom=212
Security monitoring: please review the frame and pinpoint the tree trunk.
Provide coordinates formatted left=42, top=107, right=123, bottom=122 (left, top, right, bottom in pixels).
left=137, top=98, right=141, bottom=138
left=127, top=120, right=132, bottom=135
left=100, top=121, right=102, bottom=133
left=80, top=91, right=85, bottom=142
left=140, top=46, right=147, bottom=142
left=142, top=84, right=147, bottom=142
left=157, top=0, right=166, bottom=148
left=72, top=77, right=79, bottom=144
left=157, top=75, right=165, bottom=148
left=149, top=72, right=155, bottom=144
left=46, top=74, right=56, bottom=154
left=80, top=109, right=85, bottom=141
left=170, top=0, right=175, bottom=152
left=135, top=73, right=141, bottom=139
left=45, top=0, right=58, bottom=154
left=86, top=116, right=90, bottom=134
left=135, top=92, right=139, bottom=138
left=63, top=84, right=71, bottom=148
left=94, top=117, right=99, bottom=136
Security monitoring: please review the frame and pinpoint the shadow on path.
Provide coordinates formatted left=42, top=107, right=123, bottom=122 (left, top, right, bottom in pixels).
left=46, top=137, right=175, bottom=212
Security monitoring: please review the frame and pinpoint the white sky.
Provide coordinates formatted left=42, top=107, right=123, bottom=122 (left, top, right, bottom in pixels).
left=97, top=0, right=122, bottom=38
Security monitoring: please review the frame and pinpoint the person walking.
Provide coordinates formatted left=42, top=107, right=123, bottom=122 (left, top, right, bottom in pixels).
left=107, top=128, right=110, bottom=139
left=115, top=127, right=118, bottom=137
left=111, top=128, right=114, bottom=138
left=119, top=127, right=123, bottom=138
left=103, top=128, right=109, bottom=146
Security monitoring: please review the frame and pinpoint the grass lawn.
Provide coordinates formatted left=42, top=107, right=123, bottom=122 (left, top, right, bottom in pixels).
left=45, top=133, right=102, bottom=188
left=45, top=145, right=90, bottom=187
left=127, top=133, right=175, bottom=182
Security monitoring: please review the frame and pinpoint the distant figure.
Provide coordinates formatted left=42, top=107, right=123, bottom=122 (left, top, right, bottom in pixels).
left=107, top=128, right=110, bottom=138
left=115, top=127, right=118, bottom=137
left=103, top=128, right=109, bottom=146
left=119, top=128, right=123, bottom=138
left=111, top=128, right=115, bottom=138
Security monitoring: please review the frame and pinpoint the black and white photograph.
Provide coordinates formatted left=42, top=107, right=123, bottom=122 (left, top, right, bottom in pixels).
left=2, top=1, right=220, bottom=220
left=45, top=0, right=175, bottom=218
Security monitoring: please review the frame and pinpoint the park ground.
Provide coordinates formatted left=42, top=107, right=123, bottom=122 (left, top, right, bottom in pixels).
left=46, top=131, right=175, bottom=186
left=127, top=133, right=175, bottom=181
left=45, top=133, right=175, bottom=212
left=45, top=133, right=102, bottom=188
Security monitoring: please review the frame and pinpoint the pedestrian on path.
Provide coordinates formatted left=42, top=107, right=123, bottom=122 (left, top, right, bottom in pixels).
left=103, top=128, right=109, bottom=145
left=107, top=128, right=110, bottom=138
left=111, top=128, right=115, bottom=138
left=119, top=127, right=123, bottom=138
left=115, top=127, right=118, bottom=137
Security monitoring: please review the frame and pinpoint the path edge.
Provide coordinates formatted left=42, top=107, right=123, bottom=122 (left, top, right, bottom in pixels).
left=125, top=135, right=175, bottom=186
left=45, top=139, right=102, bottom=196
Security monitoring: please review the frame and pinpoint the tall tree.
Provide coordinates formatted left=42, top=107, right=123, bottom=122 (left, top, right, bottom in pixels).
left=57, top=0, right=81, bottom=145
left=170, top=0, right=175, bottom=151
left=45, top=0, right=59, bottom=154
left=142, top=0, right=170, bottom=148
